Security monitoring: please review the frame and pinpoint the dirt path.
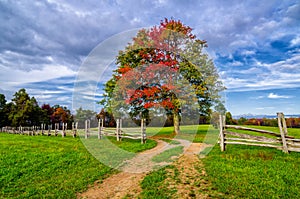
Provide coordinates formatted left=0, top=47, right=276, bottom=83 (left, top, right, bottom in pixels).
left=77, top=140, right=211, bottom=199
left=164, top=146, right=214, bottom=198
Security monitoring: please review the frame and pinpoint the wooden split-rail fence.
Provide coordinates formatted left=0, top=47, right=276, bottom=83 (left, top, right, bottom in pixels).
left=1, top=122, right=78, bottom=138
left=1, top=118, right=147, bottom=143
left=84, top=118, right=147, bottom=144
left=219, top=112, right=300, bottom=153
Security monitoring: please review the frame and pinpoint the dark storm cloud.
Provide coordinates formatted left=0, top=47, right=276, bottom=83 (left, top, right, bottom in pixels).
left=0, top=0, right=299, bottom=113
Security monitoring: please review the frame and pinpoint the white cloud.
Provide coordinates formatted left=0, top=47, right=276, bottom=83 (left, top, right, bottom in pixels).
left=231, top=61, right=243, bottom=66
left=267, top=93, right=292, bottom=99
left=1, top=0, right=299, bottom=113
left=290, top=36, right=300, bottom=47
left=256, top=107, right=275, bottom=110
left=241, top=50, right=256, bottom=56
left=0, top=64, right=76, bottom=88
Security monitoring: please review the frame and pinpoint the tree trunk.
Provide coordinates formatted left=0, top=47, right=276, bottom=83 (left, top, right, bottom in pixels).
left=173, top=112, right=180, bottom=134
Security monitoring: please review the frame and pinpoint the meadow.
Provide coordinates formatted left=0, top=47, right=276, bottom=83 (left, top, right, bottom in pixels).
left=0, top=133, right=155, bottom=199
left=1, top=124, right=300, bottom=198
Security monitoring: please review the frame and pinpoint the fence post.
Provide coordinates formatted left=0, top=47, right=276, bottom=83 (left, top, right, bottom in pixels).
left=85, top=120, right=90, bottom=139
left=277, top=112, right=289, bottom=153
left=141, top=119, right=146, bottom=144
left=219, top=115, right=225, bottom=152
left=62, top=123, right=66, bottom=137
left=19, top=126, right=23, bottom=134
left=72, top=122, right=77, bottom=138
left=98, top=119, right=103, bottom=139
left=119, top=118, right=123, bottom=141
left=116, top=119, right=121, bottom=141
left=281, top=113, right=288, bottom=136
left=48, top=124, right=51, bottom=136
left=41, top=124, right=44, bottom=135
left=55, top=123, right=59, bottom=136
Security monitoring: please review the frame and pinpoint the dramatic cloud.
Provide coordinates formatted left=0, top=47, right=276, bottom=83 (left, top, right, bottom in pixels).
left=0, top=0, right=299, bottom=115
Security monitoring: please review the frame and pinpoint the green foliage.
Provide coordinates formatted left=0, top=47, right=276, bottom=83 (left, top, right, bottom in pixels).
left=74, top=107, right=97, bottom=128
left=237, top=117, right=247, bottom=125
left=8, top=89, right=43, bottom=126
left=225, top=112, right=236, bottom=125
left=100, top=18, right=225, bottom=133
left=203, top=145, right=300, bottom=198
left=0, top=94, right=9, bottom=127
left=51, top=105, right=73, bottom=127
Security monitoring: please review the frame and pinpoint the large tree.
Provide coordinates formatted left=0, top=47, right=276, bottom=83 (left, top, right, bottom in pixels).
left=74, top=107, right=97, bottom=128
left=101, top=18, right=224, bottom=134
left=51, top=105, right=73, bottom=127
left=9, top=88, right=43, bottom=126
left=0, top=94, right=9, bottom=127
left=40, top=104, right=54, bottom=124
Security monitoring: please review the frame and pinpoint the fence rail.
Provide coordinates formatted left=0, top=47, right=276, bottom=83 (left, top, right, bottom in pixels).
left=1, top=122, right=78, bottom=137
left=219, top=112, right=300, bottom=153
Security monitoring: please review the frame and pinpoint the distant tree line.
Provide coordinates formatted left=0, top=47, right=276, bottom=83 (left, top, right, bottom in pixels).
left=211, top=111, right=300, bottom=128
left=0, top=88, right=229, bottom=129
left=0, top=89, right=74, bottom=128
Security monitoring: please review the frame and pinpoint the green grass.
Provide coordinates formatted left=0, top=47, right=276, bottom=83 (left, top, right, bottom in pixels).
left=107, top=136, right=157, bottom=153
left=0, top=133, right=157, bottom=199
left=147, top=124, right=214, bottom=143
left=3, top=124, right=299, bottom=198
left=152, top=146, right=184, bottom=163
left=159, top=138, right=181, bottom=145
left=140, top=166, right=176, bottom=199
left=202, top=145, right=300, bottom=198
left=227, top=125, right=300, bottom=139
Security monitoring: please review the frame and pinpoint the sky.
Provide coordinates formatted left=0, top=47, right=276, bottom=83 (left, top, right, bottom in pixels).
left=0, top=0, right=299, bottom=116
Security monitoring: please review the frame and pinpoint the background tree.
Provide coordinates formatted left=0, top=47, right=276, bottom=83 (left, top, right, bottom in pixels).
left=225, top=112, right=236, bottom=125
left=74, top=107, right=97, bottom=128
left=237, top=117, right=247, bottom=125
left=101, top=18, right=225, bottom=133
left=0, top=94, right=9, bottom=127
left=8, top=89, right=43, bottom=126
left=96, top=108, right=116, bottom=127
left=51, top=105, right=73, bottom=128
left=40, top=104, right=54, bottom=124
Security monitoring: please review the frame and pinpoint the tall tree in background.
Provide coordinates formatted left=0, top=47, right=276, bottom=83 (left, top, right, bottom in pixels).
left=51, top=105, right=73, bottom=127
left=9, top=89, right=43, bottom=126
left=0, top=94, right=9, bottom=127
left=101, top=18, right=224, bottom=134
left=96, top=108, right=116, bottom=127
left=74, top=107, right=97, bottom=128
left=40, top=104, right=54, bottom=124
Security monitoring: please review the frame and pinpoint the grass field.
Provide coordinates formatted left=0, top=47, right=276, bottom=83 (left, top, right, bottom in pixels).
left=1, top=124, right=300, bottom=198
left=0, top=133, right=156, bottom=199
left=203, top=145, right=300, bottom=198
left=226, top=125, right=300, bottom=139
left=140, top=125, right=300, bottom=198
left=147, top=124, right=213, bottom=142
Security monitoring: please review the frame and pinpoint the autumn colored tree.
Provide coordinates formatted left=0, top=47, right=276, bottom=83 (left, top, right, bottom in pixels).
left=101, top=18, right=225, bottom=134
left=51, top=105, right=73, bottom=128
left=40, top=104, right=54, bottom=124
left=96, top=108, right=116, bottom=127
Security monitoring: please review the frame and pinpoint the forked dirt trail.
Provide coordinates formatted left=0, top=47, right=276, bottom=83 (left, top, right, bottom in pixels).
left=77, top=140, right=212, bottom=199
